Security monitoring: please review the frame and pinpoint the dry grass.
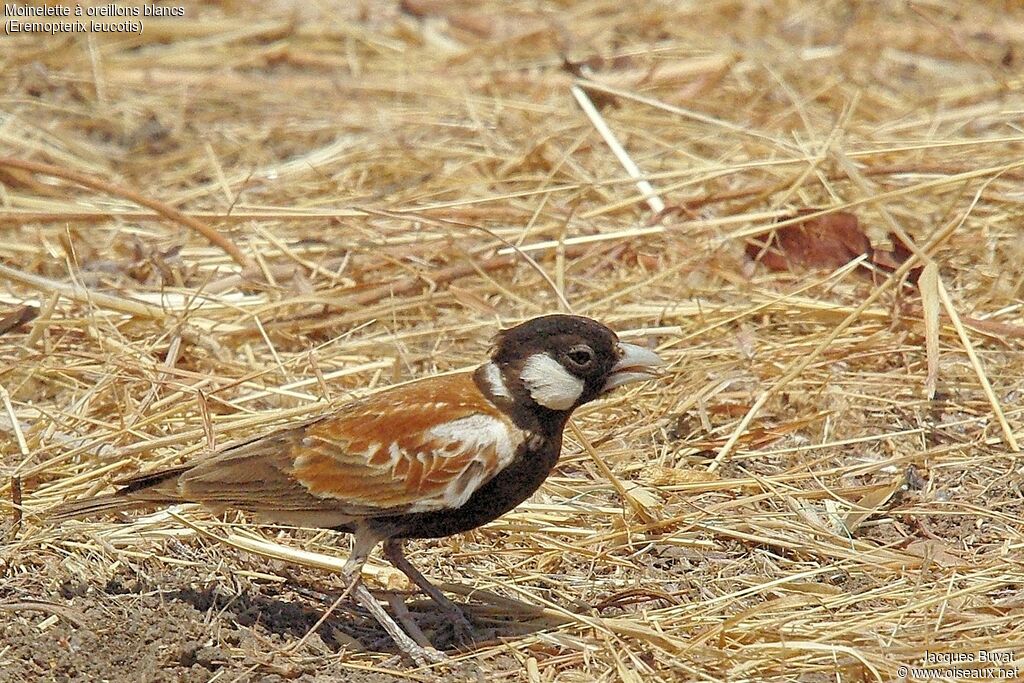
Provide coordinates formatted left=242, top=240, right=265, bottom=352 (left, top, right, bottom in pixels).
left=3, top=1, right=1024, bottom=681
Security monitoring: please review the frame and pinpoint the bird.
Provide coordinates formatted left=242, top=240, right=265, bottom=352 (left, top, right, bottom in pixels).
left=50, top=314, right=663, bottom=665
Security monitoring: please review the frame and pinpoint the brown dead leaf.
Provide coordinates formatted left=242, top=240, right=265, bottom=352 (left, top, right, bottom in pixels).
left=746, top=210, right=915, bottom=277
left=746, top=210, right=868, bottom=271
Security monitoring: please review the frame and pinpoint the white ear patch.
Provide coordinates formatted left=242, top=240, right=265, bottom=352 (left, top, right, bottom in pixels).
left=481, top=362, right=512, bottom=400
left=520, top=353, right=584, bottom=411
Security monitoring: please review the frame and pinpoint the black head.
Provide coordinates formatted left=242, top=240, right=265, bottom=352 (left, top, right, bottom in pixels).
left=476, top=315, right=662, bottom=420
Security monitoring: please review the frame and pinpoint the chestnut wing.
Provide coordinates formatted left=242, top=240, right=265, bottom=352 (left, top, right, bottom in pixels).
left=175, top=374, right=523, bottom=517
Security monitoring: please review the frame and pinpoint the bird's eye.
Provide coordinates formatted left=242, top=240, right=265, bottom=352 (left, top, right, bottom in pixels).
left=566, top=345, right=595, bottom=368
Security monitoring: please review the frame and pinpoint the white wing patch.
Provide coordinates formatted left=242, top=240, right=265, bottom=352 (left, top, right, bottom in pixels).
left=387, top=442, right=402, bottom=468
left=520, top=353, right=584, bottom=410
left=406, top=413, right=522, bottom=512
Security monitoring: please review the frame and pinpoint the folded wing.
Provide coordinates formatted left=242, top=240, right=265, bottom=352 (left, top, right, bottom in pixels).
left=159, top=374, right=522, bottom=518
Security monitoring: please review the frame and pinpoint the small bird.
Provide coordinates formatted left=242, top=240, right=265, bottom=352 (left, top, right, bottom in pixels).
left=51, top=314, right=663, bottom=664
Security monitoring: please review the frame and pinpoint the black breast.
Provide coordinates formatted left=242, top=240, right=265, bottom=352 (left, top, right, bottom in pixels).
left=370, top=431, right=563, bottom=540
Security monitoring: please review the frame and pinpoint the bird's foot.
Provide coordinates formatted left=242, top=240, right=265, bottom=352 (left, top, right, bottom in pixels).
left=442, top=604, right=476, bottom=645
left=417, top=601, right=475, bottom=650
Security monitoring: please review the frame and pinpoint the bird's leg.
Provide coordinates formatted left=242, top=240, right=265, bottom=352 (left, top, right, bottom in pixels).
left=337, top=531, right=376, bottom=596
left=343, top=530, right=446, bottom=666
left=383, top=539, right=474, bottom=639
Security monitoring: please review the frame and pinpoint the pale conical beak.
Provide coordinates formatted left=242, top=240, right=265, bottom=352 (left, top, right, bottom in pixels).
left=602, top=342, right=664, bottom=392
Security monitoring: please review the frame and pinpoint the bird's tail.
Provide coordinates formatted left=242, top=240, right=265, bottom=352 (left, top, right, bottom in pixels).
left=47, top=494, right=158, bottom=522
left=47, top=465, right=191, bottom=522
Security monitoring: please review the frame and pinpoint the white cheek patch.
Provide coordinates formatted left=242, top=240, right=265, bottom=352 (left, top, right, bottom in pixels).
left=520, top=353, right=584, bottom=411
left=481, top=362, right=512, bottom=400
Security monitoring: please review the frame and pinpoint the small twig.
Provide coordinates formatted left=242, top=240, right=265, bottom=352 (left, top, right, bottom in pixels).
left=936, top=276, right=1020, bottom=451
left=385, top=594, right=433, bottom=648
left=497, top=225, right=664, bottom=256
left=10, top=475, right=22, bottom=538
left=0, top=386, right=29, bottom=463
left=286, top=587, right=353, bottom=655
left=571, top=83, right=665, bottom=216
left=578, top=78, right=788, bottom=147
left=0, top=601, right=91, bottom=629
left=919, top=262, right=940, bottom=399
left=196, top=390, right=215, bottom=453
left=0, top=157, right=254, bottom=271
left=569, top=420, right=653, bottom=523
left=0, top=264, right=167, bottom=320
left=23, top=293, right=58, bottom=348
left=266, top=242, right=604, bottom=334
left=0, top=209, right=368, bottom=224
